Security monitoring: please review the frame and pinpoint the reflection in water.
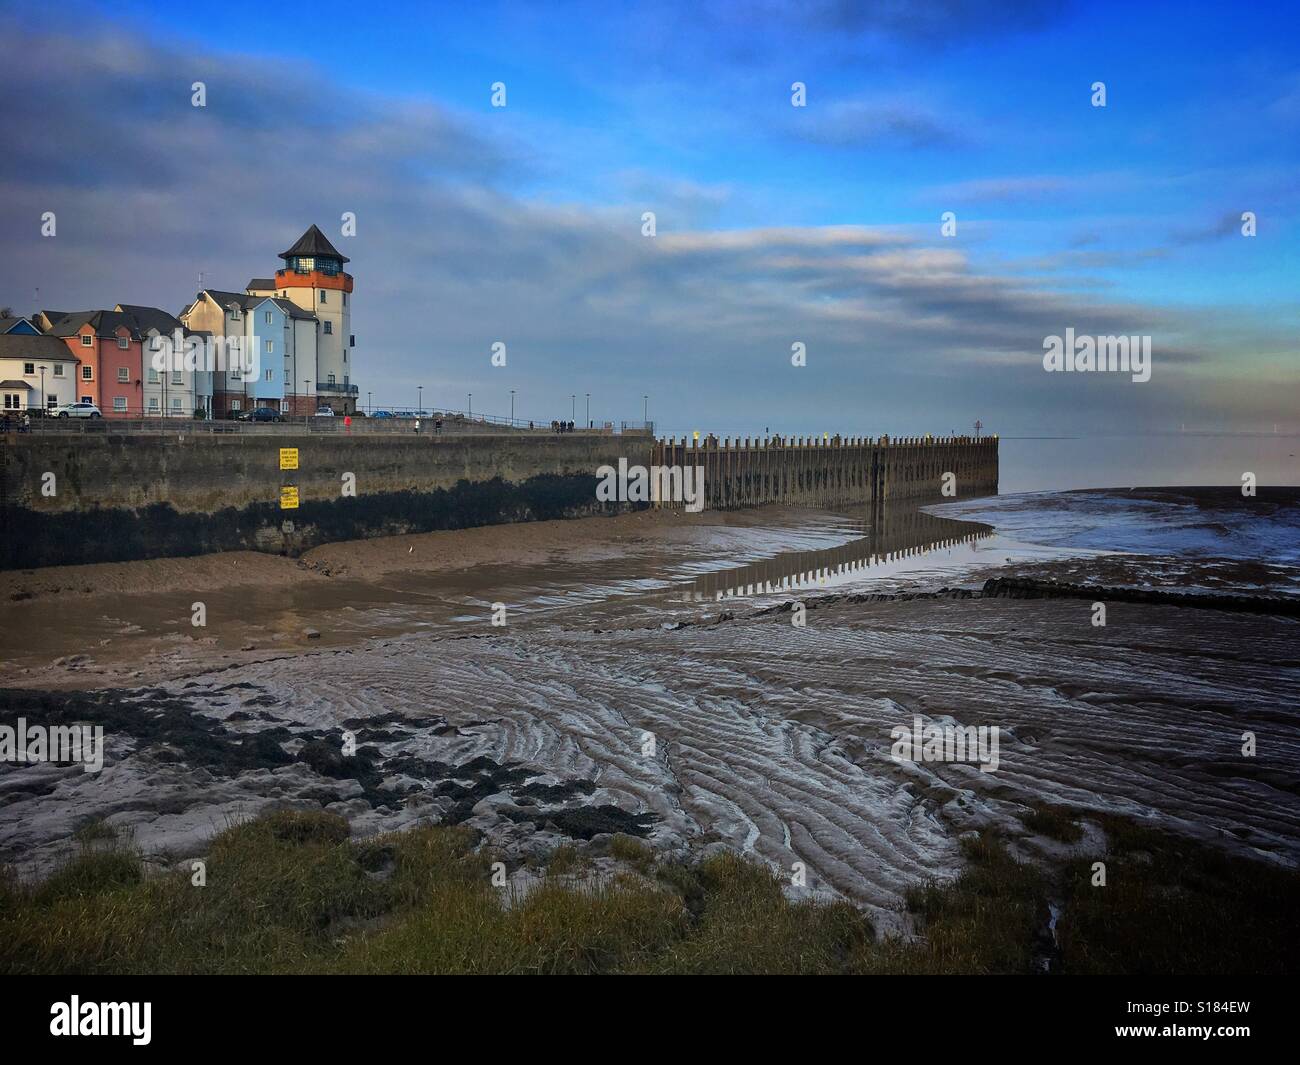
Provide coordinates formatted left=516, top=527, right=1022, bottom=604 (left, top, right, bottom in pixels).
left=681, top=505, right=993, bottom=601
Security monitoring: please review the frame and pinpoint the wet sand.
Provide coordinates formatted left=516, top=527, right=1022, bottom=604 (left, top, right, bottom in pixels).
left=2, top=490, right=1297, bottom=925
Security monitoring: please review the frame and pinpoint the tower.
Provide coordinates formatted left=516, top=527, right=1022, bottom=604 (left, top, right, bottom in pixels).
left=275, top=224, right=354, bottom=414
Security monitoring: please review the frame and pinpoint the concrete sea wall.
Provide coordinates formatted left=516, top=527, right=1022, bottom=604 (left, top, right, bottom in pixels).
left=0, top=431, right=655, bottom=569
left=0, top=430, right=999, bottom=570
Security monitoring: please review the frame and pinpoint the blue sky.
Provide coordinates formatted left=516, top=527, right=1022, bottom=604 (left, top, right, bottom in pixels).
left=1, top=0, right=1296, bottom=435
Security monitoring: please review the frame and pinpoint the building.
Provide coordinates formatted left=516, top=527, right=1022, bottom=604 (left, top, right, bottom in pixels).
left=0, top=315, right=41, bottom=335
left=269, top=224, right=356, bottom=415
left=180, top=224, right=357, bottom=416
left=116, top=305, right=206, bottom=417
left=0, top=333, right=82, bottom=413
left=34, top=309, right=146, bottom=410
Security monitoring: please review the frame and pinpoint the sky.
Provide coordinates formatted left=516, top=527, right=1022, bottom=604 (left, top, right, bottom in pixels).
left=1, top=0, right=1297, bottom=437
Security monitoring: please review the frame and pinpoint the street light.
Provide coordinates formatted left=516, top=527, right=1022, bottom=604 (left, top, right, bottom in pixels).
left=510, top=389, right=516, bottom=423
left=418, top=385, right=423, bottom=414
left=585, top=393, right=590, bottom=428
left=643, top=394, right=648, bottom=425
left=367, top=391, right=372, bottom=414
left=571, top=394, right=575, bottom=421
left=468, top=393, right=472, bottom=417
left=38, top=365, right=47, bottom=413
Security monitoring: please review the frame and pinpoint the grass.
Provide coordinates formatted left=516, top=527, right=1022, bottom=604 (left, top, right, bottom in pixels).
left=0, top=807, right=1295, bottom=974
left=1020, top=803, right=1085, bottom=843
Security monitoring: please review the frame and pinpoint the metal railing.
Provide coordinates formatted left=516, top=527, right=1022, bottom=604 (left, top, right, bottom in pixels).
left=7, top=412, right=656, bottom=437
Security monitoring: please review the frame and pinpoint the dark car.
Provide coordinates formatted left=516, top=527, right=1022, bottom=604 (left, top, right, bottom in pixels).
left=370, top=410, right=394, bottom=419
left=236, top=407, right=283, bottom=423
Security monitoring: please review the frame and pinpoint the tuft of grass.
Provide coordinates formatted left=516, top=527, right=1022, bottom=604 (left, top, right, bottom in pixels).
left=885, top=833, right=1048, bottom=974
left=73, top=817, right=119, bottom=845
left=1020, top=803, right=1084, bottom=843
left=608, top=834, right=655, bottom=873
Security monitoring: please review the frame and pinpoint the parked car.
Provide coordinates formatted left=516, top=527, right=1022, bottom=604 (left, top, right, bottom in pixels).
left=53, top=402, right=102, bottom=419
left=314, top=406, right=335, bottom=417
left=235, top=407, right=283, bottom=423
left=370, top=410, right=394, bottom=419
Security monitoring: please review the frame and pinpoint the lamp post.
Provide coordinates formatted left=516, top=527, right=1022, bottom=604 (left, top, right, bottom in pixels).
left=585, top=393, right=590, bottom=428
left=38, top=365, right=47, bottom=413
left=571, top=394, right=575, bottom=421
left=418, top=385, right=423, bottom=414
left=367, top=391, right=372, bottom=414
left=468, top=393, right=472, bottom=418
left=643, top=394, right=648, bottom=425
left=510, top=389, right=516, bottom=424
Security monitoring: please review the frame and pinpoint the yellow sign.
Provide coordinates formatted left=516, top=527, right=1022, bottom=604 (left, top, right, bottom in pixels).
left=279, top=447, right=299, bottom=470
left=280, top=486, right=299, bottom=510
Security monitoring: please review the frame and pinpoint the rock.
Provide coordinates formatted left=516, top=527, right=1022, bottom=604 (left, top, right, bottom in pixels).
left=303, top=628, right=321, bottom=640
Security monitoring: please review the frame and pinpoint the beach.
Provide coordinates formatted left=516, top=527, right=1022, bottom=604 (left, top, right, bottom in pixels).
left=3, top=487, right=1297, bottom=940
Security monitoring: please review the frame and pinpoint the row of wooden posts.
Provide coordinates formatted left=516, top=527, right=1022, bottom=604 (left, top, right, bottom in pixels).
left=650, top=434, right=1000, bottom=509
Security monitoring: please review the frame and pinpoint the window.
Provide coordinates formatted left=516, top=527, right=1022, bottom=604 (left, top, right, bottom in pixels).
left=81, top=395, right=92, bottom=404
left=117, top=336, right=129, bottom=349
left=323, top=321, right=332, bottom=335
left=265, top=311, right=272, bottom=325
left=231, top=307, right=240, bottom=319
left=47, top=396, right=58, bottom=409
left=113, top=396, right=127, bottom=412
left=171, top=397, right=182, bottom=410
left=264, top=369, right=273, bottom=382
left=82, top=365, right=93, bottom=380
left=171, top=371, right=182, bottom=386
left=80, top=334, right=93, bottom=347
left=343, top=292, right=347, bottom=306
left=23, top=362, right=33, bottom=375
left=231, top=399, right=242, bottom=411
left=327, top=373, right=336, bottom=385
left=148, top=368, right=159, bottom=384
left=319, top=291, right=327, bottom=304
left=53, top=364, right=64, bottom=377
left=265, top=339, right=274, bottom=354
left=3, top=393, right=21, bottom=409
left=118, top=367, right=129, bottom=382
left=343, top=350, right=347, bottom=362
left=148, top=397, right=159, bottom=411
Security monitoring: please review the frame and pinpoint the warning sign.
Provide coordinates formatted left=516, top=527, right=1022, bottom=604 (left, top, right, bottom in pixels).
left=279, top=447, right=299, bottom=470
left=280, top=486, right=299, bottom=510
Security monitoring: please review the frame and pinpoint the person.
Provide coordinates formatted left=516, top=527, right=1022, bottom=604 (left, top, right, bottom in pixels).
left=414, top=417, right=421, bottom=434
left=20, top=411, right=31, bottom=433
left=435, top=417, right=443, bottom=434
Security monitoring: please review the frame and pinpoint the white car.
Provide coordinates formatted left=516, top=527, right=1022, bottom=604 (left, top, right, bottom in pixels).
left=54, top=402, right=102, bottom=419
left=314, top=406, right=335, bottom=417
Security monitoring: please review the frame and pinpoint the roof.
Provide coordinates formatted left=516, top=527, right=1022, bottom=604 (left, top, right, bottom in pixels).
left=1, top=316, right=36, bottom=333
left=0, top=379, right=32, bottom=389
left=246, top=278, right=275, bottom=291
left=200, top=290, right=317, bottom=321
left=40, top=310, right=139, bottom=339
left=279, top=223, right=349, bottom=264
left=0, top=334, right=82, bottom=360
left=116, top=304, right=183, bottom=335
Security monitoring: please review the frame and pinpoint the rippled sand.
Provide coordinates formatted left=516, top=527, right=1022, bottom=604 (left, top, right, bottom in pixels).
left=3, top=492, right=1298, bottom=927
